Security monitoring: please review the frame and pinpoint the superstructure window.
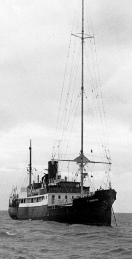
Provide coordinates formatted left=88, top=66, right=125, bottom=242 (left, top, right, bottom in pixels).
left=58, top=195, right=61, bottom=199
left=65, top=195, right=67, bottom=200
left=52, top=195, right=55, bottom=204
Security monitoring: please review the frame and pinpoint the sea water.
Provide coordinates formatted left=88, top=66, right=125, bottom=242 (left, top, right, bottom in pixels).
left=0, top=211, right=131, bottom=259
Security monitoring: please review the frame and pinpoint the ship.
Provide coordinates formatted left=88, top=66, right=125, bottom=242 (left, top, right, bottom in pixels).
left=8, top=0, right=116, bottom=226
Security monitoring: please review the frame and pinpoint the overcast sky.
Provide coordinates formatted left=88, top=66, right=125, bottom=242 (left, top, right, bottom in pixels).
left=1, top=0, right=132, bottom=213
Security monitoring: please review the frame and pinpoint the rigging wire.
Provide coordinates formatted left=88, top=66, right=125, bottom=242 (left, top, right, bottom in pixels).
left=84, top=92, right=106, bottom=162
left=85, top=163, right=109, bottom=190
left=84, top=42, right=107, bottom=163
left=60, top=93, right=81, bottom=172
left=112, top=206, right=118, bottom=226
left=52, top=1, right=81, bottom=160
left=84, top=88, right=109, bottom=176
left=52, top=49, right=81, bottom=159
left=85, top=0, right=111, bottom=162
left=52, top=12, right=77, bottom=159
left=52, top=33, right=72, bottom=159
left=61, top=47, right=80, bottom=137
left=53, top=44, right=81, bottom=159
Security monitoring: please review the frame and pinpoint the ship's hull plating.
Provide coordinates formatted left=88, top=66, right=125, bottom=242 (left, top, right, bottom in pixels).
left=8, top=189, right=116, bottom=226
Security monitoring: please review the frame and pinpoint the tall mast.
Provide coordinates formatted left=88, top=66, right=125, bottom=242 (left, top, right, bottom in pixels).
left=29, top=139, right=32, bottom=187
left=81, top=0, right=84, bottom=197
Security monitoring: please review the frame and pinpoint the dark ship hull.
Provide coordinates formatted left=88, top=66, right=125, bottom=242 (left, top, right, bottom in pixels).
left=8, top=188, right=116, bottom=226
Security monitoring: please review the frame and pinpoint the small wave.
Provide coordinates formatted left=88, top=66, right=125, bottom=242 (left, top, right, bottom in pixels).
left=111, top=247, right=126, bottom=254
left=6, top=231, right=16, bottom=236
left=0, top=231, right=17, bottom=237
left=41, top=248, right=50, bottom=253
left=105, top=247, right=128, bottom=257
left=16, top=257, right=27, bottom=259
left=68, top=255, right=83, bottom=259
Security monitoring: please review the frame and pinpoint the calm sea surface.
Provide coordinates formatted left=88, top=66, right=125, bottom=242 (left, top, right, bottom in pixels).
left=0, top=211, right=132, bottom=259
